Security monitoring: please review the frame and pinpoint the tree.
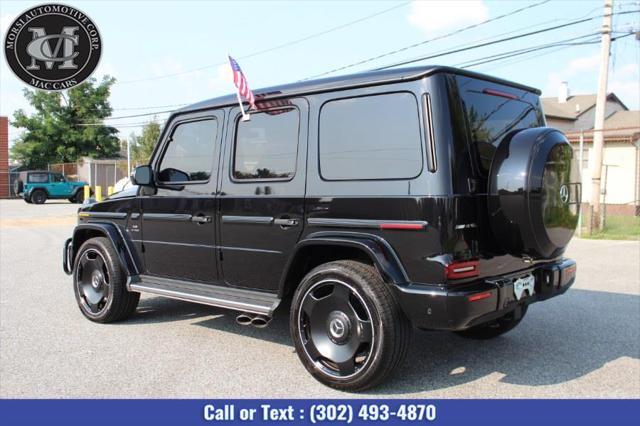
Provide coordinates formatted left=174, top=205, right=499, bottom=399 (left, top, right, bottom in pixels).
left=130, top=119, right=161, bottom=166
left=11, top=76, right=120, bottom=169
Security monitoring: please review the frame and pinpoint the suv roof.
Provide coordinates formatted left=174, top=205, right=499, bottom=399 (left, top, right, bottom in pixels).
left=180, top=65, right=541, bottom=113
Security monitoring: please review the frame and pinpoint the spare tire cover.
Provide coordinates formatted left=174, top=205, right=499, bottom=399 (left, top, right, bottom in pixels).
left=488, top=127, right=580, bottom=259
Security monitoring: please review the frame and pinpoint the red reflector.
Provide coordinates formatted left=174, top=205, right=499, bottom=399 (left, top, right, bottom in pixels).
left=482, top=88, right=518, bottom=100
left=446, top=260, right=479, bottom=280
left=379, top=223, right=425, bottom=230
left=468, top=291, right=492, bottom=302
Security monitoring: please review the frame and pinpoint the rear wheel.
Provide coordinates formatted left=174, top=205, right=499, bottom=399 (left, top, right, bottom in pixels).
left=70, top=190, right=84, bottom=203
left=30, top=189, right=47, bottom=204
left=73, top=237, right=139, bottom=323
left=455, top=305, right=528, bottom=340
left=290, top=260, right=411, bottom=391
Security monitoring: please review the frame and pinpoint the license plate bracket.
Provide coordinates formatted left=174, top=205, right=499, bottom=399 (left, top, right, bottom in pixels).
left=513, top=274, right=535, bottom=300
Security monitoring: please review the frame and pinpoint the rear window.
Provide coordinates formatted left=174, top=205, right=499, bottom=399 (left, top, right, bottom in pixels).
left=319, top=92, right=423, bottom=181
left=456, top=76, right=544, bottom=176
left=28, top=173, right=49, bottom=183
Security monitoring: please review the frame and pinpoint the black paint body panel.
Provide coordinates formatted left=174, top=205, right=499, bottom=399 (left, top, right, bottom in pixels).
left=66, top=66, right=576, bottom=331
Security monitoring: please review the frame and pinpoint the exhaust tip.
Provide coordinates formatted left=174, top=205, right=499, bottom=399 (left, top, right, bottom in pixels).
left=236, top=313, right=253, bottom=326
left=251, top=315, right=271, bottom=328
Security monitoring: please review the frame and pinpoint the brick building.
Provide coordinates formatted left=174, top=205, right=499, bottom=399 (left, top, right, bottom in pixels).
left=0, top=116, right=8, bottom=198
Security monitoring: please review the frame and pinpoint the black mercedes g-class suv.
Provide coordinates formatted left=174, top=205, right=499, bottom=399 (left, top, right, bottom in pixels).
left=63, top=66, right=579, bottom=391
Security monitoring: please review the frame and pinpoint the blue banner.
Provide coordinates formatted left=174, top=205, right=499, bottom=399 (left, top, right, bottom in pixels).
left=0, top=399, right=638, bottom=425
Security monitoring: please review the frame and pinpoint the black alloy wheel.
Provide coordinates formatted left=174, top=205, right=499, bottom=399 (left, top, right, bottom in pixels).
left=298, top=279, right=375, bottom=379
left=73, top=237, right=139, bottom=323
left=291, top=260, right=410, bottom=391
left=76, top=248, right=110, bottom=315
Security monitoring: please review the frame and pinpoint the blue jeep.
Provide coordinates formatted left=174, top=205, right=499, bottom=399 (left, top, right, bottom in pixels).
left=15, top=171, right=88, bottom=204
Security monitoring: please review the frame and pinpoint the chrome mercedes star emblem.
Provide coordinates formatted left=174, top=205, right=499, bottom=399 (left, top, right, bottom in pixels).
left=330, top=318, right=345, bottom=338
left=559, top=184, right=569, bottom=204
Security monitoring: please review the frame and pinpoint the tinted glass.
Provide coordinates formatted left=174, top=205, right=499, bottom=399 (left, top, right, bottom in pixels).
left=28, top=173, right=48, bottom=183
left=51, top=173, right=65, bottom=182
left=233, top=108, right=299, bottom=180
left=456, top=76, right=544, bottom=176
left=158, top=119, right=217, bottom=183
left=319, top=92, right=422, bottom=180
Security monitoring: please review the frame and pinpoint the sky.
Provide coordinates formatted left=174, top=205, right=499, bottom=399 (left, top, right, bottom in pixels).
left=1, top=0, right=639, bottom=150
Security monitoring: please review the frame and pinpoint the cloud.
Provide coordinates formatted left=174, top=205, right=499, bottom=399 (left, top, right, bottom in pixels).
left=207, top=63, right=233, bottom=91
left=543, top=52, right=639, bottom=109
left=543, top=52, right=600, bottom=97
left=609, top=63, right=639, bottom=108
left=407, top=0, right=489, bottom=34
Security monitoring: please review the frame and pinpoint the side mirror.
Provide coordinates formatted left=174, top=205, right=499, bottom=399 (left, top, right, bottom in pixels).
left=132, top=165, right=153, bottom=186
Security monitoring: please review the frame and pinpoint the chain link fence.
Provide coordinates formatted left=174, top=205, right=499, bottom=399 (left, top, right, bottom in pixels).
left=1, top=159, right=131, bottom=199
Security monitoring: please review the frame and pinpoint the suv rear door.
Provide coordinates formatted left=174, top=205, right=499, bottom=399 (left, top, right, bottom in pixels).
left=218, top=98, right=308, bottom=292
left=139, top=110, right=223, bottom=283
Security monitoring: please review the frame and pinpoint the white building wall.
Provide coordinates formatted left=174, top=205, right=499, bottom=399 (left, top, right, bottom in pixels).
left=577, top=143, right=637, bottom=206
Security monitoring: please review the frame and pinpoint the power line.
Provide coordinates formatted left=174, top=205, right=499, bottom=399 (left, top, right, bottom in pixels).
left=301, top=0, right=553, bottom=80
left=373, top=10, right=638, bottom=71
left=454, top=33, right=602, bottom=69
left=117, top=2, right=410, bottom=84
left=111, top=103, right=187, bottom=111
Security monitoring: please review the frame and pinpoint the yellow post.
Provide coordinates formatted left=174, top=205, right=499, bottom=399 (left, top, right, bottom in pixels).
left=95, top=186, right=102, bottom=202
left=83, top=185, right=90, bottom=201
left=107, top=186, right=114, bottom=196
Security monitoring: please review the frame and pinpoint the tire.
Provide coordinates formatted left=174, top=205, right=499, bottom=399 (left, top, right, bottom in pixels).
left=14, top=179, right=23, bottom=195
left=71, top=190, right=85, bottom=204
left=488, top=128, right=580, bottom=259
left=24, top=198, right=32, bottom=204
left=455, top=305, right=528, bottom=340
left=30, top=189, right=47, bottom=204
left=73, top=237, right=140, bottom=323
left=290, top=260, right=411, bottom=391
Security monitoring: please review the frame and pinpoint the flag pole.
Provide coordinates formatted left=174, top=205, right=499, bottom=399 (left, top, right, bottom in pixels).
left=236, top=90, right=250, bottom=122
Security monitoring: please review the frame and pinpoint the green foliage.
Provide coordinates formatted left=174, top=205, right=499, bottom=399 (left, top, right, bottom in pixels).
left=10, top=76, right=120, bottom=169
left=584, top=215, right=640, bottom=240
left=130, top=119, right=161, bottom=165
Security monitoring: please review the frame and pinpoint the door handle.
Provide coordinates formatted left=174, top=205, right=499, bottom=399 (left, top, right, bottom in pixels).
left=273, top=218, right=299, bottom=227
left=191, top=215, right=212, bottom=224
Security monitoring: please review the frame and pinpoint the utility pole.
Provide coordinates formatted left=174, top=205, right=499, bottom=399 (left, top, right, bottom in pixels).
left=590, top=0, right=613, bottom=232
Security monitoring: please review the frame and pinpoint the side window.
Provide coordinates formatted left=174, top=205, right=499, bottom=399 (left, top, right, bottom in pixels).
left=233, top=108, right=299, bottom=181
left=28, top=173, right=49, bottom=183
left=158, top=118, right=218, bottom=183
left=319, top=92, right=423, bottom=180
left=51, top=173, right=65, bottom=183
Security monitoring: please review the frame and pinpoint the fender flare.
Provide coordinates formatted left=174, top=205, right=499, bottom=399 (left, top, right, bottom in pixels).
left=278, top=231, right=409, bottom=297
left=69, top=222, right=141, bottom=278
left=27, top=186, right=49, bottom=197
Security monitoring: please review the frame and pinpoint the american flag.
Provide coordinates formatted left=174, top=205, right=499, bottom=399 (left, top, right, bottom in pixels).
left=228, top=55, right=256, bottom=110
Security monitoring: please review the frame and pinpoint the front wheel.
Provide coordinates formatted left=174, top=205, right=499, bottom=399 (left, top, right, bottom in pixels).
left=290, top=260, right=411, bottom=391
left=455, top=305, right=528, bottom=340
left=73, top=237, right=140, bottom=323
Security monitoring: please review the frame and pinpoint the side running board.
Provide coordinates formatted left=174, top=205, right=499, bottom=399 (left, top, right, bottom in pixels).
left=129, top=275, right=280, bottom=316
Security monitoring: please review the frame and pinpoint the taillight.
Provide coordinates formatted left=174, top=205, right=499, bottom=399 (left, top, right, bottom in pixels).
left=446, top=260, right=479, bottom=280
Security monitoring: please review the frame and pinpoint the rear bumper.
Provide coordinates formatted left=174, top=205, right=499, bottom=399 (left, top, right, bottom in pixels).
left=392, top=258, right=576, bottom=331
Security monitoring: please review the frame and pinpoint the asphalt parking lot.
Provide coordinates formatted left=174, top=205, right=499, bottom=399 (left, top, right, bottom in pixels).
left=1, top=199, right=638, bottom=398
